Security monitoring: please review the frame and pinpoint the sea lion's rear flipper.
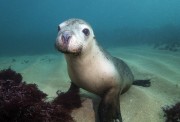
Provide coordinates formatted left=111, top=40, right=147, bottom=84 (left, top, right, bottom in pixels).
left=133, top=79, right=151, bottom=87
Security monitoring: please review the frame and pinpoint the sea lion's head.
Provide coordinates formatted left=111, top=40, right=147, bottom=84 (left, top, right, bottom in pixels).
left=55, top=19, right=95, bottom=56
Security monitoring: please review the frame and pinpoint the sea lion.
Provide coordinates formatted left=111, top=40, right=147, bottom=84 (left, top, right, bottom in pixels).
left=55, top=19, right=150, bottom=122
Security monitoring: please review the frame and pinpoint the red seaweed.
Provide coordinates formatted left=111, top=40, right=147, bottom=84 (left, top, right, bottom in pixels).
left=162, top=102, right=180, bottom=122
left=0, top=68, right=22, bottom=85
left=0, top=68, right=81, bottom=122
left=53, top=89, right=82, bottom=112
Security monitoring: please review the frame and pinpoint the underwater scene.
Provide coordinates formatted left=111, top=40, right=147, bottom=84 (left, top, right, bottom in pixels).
left=0, top=0, right=180, bottom=122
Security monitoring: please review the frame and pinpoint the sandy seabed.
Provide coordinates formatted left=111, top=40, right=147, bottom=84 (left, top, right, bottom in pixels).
left=0, top=46, right=180, bottom=122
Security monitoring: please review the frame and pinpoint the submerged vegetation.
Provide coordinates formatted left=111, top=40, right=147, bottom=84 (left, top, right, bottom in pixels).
left=0, top=68, right=81, bottom=122
left=163, top=102, right=180, bottom=122
left=153, top=41, right=180, bottom=52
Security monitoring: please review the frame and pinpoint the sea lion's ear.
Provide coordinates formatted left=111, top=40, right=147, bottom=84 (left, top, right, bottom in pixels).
left=82, top=28, right=90, bottom=36
left=58, top=26, right=61, bottom=32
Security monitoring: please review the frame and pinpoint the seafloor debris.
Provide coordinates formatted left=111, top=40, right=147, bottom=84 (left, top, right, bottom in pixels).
left=162, top=102, right=180, bottom=122
left=153, top=41, right=180, bottom=52
left=0, top=68, right=81, bottom=122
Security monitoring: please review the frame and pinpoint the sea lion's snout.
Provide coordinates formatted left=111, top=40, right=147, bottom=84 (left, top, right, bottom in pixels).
left=55, top=31, right=73, bottom=53
left=55, top=29, right=82, bottom=55
left=61, top=31, right=72, bottom=45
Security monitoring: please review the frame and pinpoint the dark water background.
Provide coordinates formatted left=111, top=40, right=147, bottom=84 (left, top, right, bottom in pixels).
left=0, top=0, right=180, bottom=56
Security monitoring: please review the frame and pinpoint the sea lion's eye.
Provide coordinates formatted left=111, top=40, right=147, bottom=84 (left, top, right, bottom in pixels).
left=82, top=28, right=90, bottom=36
left=58, top=26, right=61, bottom=32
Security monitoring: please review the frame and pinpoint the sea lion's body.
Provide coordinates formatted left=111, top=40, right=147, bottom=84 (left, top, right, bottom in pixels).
left=65, top=44, right=134, bottom=96
left=55, top=19, right=134, bottom=122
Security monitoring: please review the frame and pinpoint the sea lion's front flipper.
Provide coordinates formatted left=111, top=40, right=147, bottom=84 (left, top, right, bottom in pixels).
left=98, top=88, right=122, bottom=122
left=67, top=82, right=80, bottom=93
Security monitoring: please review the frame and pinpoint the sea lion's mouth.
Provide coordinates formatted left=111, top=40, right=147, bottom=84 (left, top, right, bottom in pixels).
left=63, top=47, right=82, bottom=56
left=55, top=41, right=68, bottom=52
left=55, top=41, right=82, bottom=56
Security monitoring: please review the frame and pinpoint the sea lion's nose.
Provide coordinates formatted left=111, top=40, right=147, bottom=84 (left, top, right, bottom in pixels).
left=61, top=31, right=72, bottom=43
